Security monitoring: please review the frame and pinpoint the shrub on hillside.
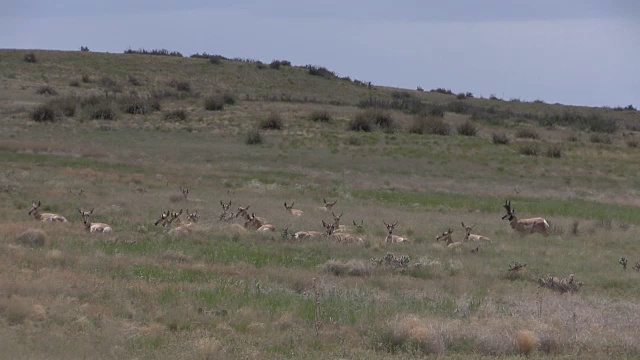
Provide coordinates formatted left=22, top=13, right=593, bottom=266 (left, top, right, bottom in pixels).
left=15, top=229, right=47, bottom=247
left=81, top=74, right=92, bottom=83
left=169, top=80, right=191, bottom=93
left=545, top=144, right=563, bottom=158
left=35, top=85, right=57, bottom=96
left=447, top=100, right=471, bottom=114
left=69, top=80, right=80, bottom=87
left=222, top=92, right=236, bottom=105
left=245, top=129, right=263, bottom=145
left=515, top=128, right=540, bottom=140
left=80, top=46, right=90, bottom=52
left=306, top=65, right=336, bottom=78
left=491, top=132, right=510, bottom=145
left=309, top=110, right=332, bottom=123
left=23, top=52, right=37, bottom=63
left=164, top=109, right=188, bottom=121
left=31, top=104, right=57, bottom=122
left=123, top=48, right=183, bottom=57
left=259, top=113, right=283, bottom=130
left=430, top=88, right=453, bottom=95
left=589, top=133, right=612, bottom=144
left=128, top=76, right=141, bottom=86
left=409, top=116, right=450, bottom=136
left=626, top=138, right=639, bottom=148
left=120, top=95, right=160, bottom=115
left=456, top=121, right=478, bottom=136
left=347, top=114, right=373, bottom=132
left=518, top=143, right=540, bottom=156
left=84, top=99, right=117, bottom=120
left=204, top=95, right=225, bottom=111
left=269, top=60, right=291, bottom=69
left=49, top=96, right=77, bottom=117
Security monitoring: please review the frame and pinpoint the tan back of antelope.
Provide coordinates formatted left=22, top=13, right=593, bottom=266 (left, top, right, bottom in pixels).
left=384, top=221, right=411, bottom=244
left=235, top=205, right=267, bottom=224
left=284, top=202, right=303, bottom=216
left=294, top=222, right=326, bottom=240
left=502, top=200, right=550, bottom=236
left=28, top=201, right=68, bottom=223
left=461, top=222, right=491, bottom=243
left=78, top=208, right=112, bottom=233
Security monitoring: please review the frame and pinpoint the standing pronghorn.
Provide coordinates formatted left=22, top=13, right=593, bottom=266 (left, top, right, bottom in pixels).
left=28, top=201, right=68, bottom=222
left=78, top=208, right=112, bottom=233
left=436, top=228, right=462, bottom=249
left=461, top=222, right=491, bottom=243
left=284, top=202, right=303, bottom=216
left=219, top=200, right=232, bottom=221
left=501, top=200, right=550, bottom=236
left=383, top=221, right=411, bottom=244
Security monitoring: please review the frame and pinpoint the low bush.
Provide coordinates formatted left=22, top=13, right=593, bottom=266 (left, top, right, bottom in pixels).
left=81, top=74, right=92, bottom=83
left=515, top=128, right=540, bottom=140
left=492, top=132, right=510, bottom=145
left=49, top=96, right=77, bottom=117
left=626, top=138, right=639, bottom=148
left=164, top=109, right=188, bottom=121
left=590, top=133, right=612, bottom=144
left=69, top=80, right=80, bottom=87
left=259, top=113, right=283, bottom=130
left=309, top=110, right=332, bottom=123
left=36, top=85, right=57, bottom=96
left=306, top=65, right=336, bottom=78
left=245, top=129, right=263, bottom=145
left=430, top=88, right=453, bottom=95
left=15, top=229, right=47, bottom=247
left=31, top=104, right=57, bottom=122
left=120, top=96, right=160, bottom=115
left=518, top=143, right=540, bottom=156
left=80, top=46, right=90, bottom=52
left=123, top=48, right=183, bottom=57
left=128, top=76, right=141, bottom=86
left=85, top=99, right=117, bottom=120
left=23, top=52, right=37, bottom=63
left=204, top=95, right=225, bottom=111
left=222, top=92, right=236, bottom=105
left=456, top=121, right=478, bottom=136
left=169, top=80, right=191, bottom=93
left=409, top=116, right=450, bottom=136
left=545, top=144, right=563, bottom=158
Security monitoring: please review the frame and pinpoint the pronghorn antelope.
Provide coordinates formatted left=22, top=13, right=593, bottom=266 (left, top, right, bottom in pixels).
left=353, top=220, right=364, bottom=231
left=383, top=221, right=411, bottom=243
left=234, top=205, right=267, bottom=224
left=28, top=201, right=68, bottom=222
left=244, top=213, right=276, bottom=232
left=219, top=200, right=233, bottom=221
left=78, top=208, right=112, bottom=233
left=461, top=222, right=491, bottom=243
left=180, top=186, right=189, bottom=199
left=501, top=200, right=550, bottom=236
left=315, top=198, right=338, bottom=212
left=324, top=222, right=364, bottom=245
left=294, top=222, right=326, bottom=240
left=330, top=212, right=349, bottom=232
left=154, top=210, right=171, bottom=227
left=284, top=202, right=303, bottom=216
left=436, top=228, right=462, bottom=249
left=186, top=210, right=199, bottom=223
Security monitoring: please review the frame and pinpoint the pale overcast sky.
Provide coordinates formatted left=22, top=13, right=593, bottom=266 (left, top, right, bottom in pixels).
left=2, top=1, right=639, bottom=107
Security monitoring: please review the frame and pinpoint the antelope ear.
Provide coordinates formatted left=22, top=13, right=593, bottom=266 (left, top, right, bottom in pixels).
left=90, top=208, right=94, bottom=214
left=78, top=208, right=82, bottom=214
left=220, top=200, right=224, bottom=206
left=461, top=222, right=465, bottom=228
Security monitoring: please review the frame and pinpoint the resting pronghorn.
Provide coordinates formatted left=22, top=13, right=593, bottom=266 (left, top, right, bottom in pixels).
left=383, top=221, right=411, bottom=243
left=28, top=201, right=68, bottom=222
left=186, top=210, right=199, bottom=223
left=219, top=200, right=232, bottom=221
left=284, top=202, right=303, bottom=216
left=436, top=228, right=462, bottom=249
left=461, top=222, right=491, bottom=243
left=78, top=208, right=112, bottom=233
left=234, top=205, right=268, bottom=224
left=324, top=221, right=364, bottom=245
left=315, top=198, right=338, bottom=212
left=294, top=222, right=326, bottom=240
left=501, top=200, right=550, bottom=236
left=353, top=220, right=364, bottom=231
left=330, top=212, right=349, bottom=232
left=168, top=209, right=183, bottom=226
left=244, top=213, right=276, bottom=232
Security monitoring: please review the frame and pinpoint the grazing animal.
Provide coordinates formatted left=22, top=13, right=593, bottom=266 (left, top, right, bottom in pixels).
left=78, top=208, right=112, bottom=233
left=284, top=202, right=303, bottom=216
left=383, top=221, right=411, bottom=243
left=436, top=228, right=462, bottom=249
left=461, top=222, right=491, bottom=243
left=502, top=200, right=550, bottom=236
left=28, top=201, right=68, bottom=222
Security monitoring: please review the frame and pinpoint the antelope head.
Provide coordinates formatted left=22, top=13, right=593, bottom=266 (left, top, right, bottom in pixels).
left=168, top=209, right=183, bottom=225
left=383, top=220, right=398, bottom=235
left=235, top=205, right=251, bottom=220
left=28, top=200, right=42, bottom=216
left=323, top=198, right=337, bottom=210
left=180, top=186, right=189, bottom=199
left=78, top=207, right=95, bottom=229
left=353, top=220, right=364, bottom=230
left=332, top=212, right=343, bottom=226
left=436, top=228, right=454, bottom=242
left=284, top=202, right=294, bottom=211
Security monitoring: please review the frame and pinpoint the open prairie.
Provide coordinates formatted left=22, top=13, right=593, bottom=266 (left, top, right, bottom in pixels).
left=1, top=49, right=640, bottom=359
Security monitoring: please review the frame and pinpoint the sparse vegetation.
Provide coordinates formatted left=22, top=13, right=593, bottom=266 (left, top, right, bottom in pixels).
left=306, top=65, right=336, bottom=78
left=259, top=113, right=283, bottom=130
left=164, top=108, right=188, bottom=121
left=308, top=110, right=332, bottom=123
left=128, top=76, right=141, bottom=86
left=124, top=48, right=183, bottom=57
left=120, top=95, right=160, bottom=115
left=169, top=79, right=191, bottom=93
left=15, top=229, right=47, bottom=247
left=590, top=133, right=613, bottom=144
left=518, top=143, right=540, bottom=156
left=515, top=127, right=540, bottom=140
left=545, top=144, right=563, bottom=158
left=23, top=52, right=37, bottom=63
left=492, top=132, right=510, bottom=145
left=456, top=121, right=478, bottom=136
left=245, top=128, right=263, bottom=144
left=30, top=104, right=57, bottom=122
left=35, top=85, right=58, bottom=96
left=204, top=95, right=225, bottom=111
left=409, top=116, right=450, bottom=136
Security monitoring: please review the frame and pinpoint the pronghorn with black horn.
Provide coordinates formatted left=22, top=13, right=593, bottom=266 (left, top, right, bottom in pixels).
left=78, top=208, right=112, bottom=233
left=234, top=205, right=268, bottom=224
left=461, top=222, right=491, bottom=243
left=219, top=200, right=232, bottom=221
left=323, top=221, right=364, bottom=245
left=383, top=221, right=411, bottom=244
left=244, top=213, right=276, bottom=232
left=315, top=198, right=338, bottom=212
left=501, top=200, right=550, bottom=236
left=154, top=210, right=171, bottom=227
left=28, top=201, right=68, bottom=223
left=284, top=202, right=303, bottom=216
left=436, top=228, right=462, bottom=249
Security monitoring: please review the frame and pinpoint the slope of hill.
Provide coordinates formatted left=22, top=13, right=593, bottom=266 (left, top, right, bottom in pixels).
left=1, top=49, right=640, bottom=359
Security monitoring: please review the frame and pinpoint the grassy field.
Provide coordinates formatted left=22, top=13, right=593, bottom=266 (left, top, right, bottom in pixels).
left=1, top=49, right=640, bottom=359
